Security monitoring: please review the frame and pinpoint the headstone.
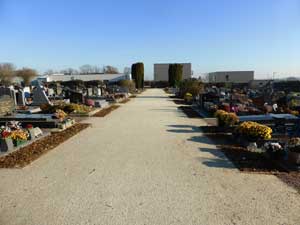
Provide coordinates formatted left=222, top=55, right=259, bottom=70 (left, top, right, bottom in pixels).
left=0, top=87, right=16, bottom=106
left=97, top=88, right=101, bottom=96
left=0, top=95, right=15, bottom=115
left=56, top=86, right=62, bottom=96
left=69, top=91, right=84, bottom=104
left=87, top=88, right=93, bottom=96
left=17, top=90, right=26, bottom=106
left=48, top=88, right=55, bottom=96
left=32, top=85, right=52, bottom=106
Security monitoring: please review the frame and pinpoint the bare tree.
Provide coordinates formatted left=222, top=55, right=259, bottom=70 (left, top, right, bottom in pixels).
left=44, top=69, right=55, bottom=75
left=16, top=67, right=37, bottom=86
left=60, top=68, right=78, bottom=75
left=0, top=63, right=15, bottom=85
left=103, top=65, right=119, bottom=74
left=80, top=64, right=94, bottom=74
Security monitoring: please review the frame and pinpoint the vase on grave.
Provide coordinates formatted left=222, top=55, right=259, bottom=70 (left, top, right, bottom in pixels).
left=13, top=139, right=27, bottom=147
left=0, top=138, right=14, bottom=152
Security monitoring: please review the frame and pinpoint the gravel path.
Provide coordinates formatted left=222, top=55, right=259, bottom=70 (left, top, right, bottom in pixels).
left=0, top=89, right=299, bottom=225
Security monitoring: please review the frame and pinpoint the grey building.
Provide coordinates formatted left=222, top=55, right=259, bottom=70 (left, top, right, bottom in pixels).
left=154, top=63, right=192, bottom=81
left=208, top=71, right=254, bottom=83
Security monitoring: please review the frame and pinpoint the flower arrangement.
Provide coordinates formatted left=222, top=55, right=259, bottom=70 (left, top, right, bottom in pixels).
left=214, top=110, right=239, bottom=127
left=184, top=93, right=193, bottom=103
left=10, top=130, right=28, bottom=141
left=0, top=129, right=11, bottom=139
left=236, top=121, right=272, bottom=140
left=54, top=109, right=67, bottom=121
left=287, top=137, right=300, bottom=153
left=26, top=124, right=33, bottom=129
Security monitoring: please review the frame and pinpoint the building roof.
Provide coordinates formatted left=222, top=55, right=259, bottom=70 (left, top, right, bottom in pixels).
left=38, top=73, right=129, bottom=83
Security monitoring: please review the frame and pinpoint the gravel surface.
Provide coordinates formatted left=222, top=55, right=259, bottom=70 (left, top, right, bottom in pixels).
left=0, top=89, right=299, bottom=225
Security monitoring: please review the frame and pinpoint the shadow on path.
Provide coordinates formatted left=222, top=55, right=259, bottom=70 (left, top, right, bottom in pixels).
left=166, top=124, right=235, bottom=170
left=137, top=96, right=168, bottom=99
left=166, top=125, right=201, bottom=134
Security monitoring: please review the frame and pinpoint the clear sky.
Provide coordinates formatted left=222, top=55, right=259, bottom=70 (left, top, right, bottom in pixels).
left=0, top=0, right=300, bottom=79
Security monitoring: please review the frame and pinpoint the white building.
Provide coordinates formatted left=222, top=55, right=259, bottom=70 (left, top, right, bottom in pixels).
left=154, top=63, right=192, bottom=81
left=37, top=73, right=129, bottom=83
left=208, top=71, right=254, bottom=83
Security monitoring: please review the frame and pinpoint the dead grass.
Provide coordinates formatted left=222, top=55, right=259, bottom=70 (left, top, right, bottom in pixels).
left=92, top=105, right=120, bottom=117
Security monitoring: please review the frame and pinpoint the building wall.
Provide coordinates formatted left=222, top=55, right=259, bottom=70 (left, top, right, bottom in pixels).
left=154, top=63, right=192, bottom=81
left=37, top=74, right=128, bottom=83
left=208, top=71, right=254, bottom=83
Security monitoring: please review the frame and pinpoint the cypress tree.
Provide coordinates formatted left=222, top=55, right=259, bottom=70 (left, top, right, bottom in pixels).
left=131, top=63, right=136, bottom=81
left=174, top=64, right=183, bottom=87
left=168, top=64, right=175, bottom=87
left=168, top=64, right=183, bottom=87
left=131, top=63, right=144, bottom=89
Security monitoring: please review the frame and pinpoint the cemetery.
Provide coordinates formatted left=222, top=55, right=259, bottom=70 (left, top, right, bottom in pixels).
left=168, top=78, right=300, bottom=191
left=0, top=75, right=135, bottom=165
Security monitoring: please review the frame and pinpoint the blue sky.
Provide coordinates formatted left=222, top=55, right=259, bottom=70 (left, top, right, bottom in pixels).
left=0, top=0, right=300, bottom=79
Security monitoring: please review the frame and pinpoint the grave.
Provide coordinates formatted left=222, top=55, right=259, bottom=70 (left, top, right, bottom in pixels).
left=94, top=99, right=109, bottom=108
left=0, top=87, right=17, bottom=106
left=32, top=85, right=52, bottom=106
left=16, top=89, right=26, bottom=106
left=0, top=95, right=15, bottom=115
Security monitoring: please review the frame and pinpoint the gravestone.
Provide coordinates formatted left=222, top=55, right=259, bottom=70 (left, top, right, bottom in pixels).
left=0, top=87, right=17, bottom=106
left=97, top=88, right=101, bottom=96
left=48, top=88, right=55, bottom=96
left=87, top=88, right=93, bottom=96
left=0, top=95, right=15, bottom=115
left=69, top=91, right=84, bottom=104
left=32, top=85, right=52, bottom=106
left=56, top=86, right=63, bottom=96
left=17, top=90, right=26, bottom=106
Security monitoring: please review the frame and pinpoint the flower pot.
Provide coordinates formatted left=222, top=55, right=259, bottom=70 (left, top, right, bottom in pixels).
left=0, top=138, right=14, bottom=152
left=288, top=151, right=300, bottom=165
left=13, top=139, right=27, bottom=147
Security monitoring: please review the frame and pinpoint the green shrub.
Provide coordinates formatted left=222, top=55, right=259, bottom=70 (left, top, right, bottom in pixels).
left=214, top=110, right=239, bottom=127
left=119, top=80, right=136, bottom=93
left=179, top=79, right=204, bottom=98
